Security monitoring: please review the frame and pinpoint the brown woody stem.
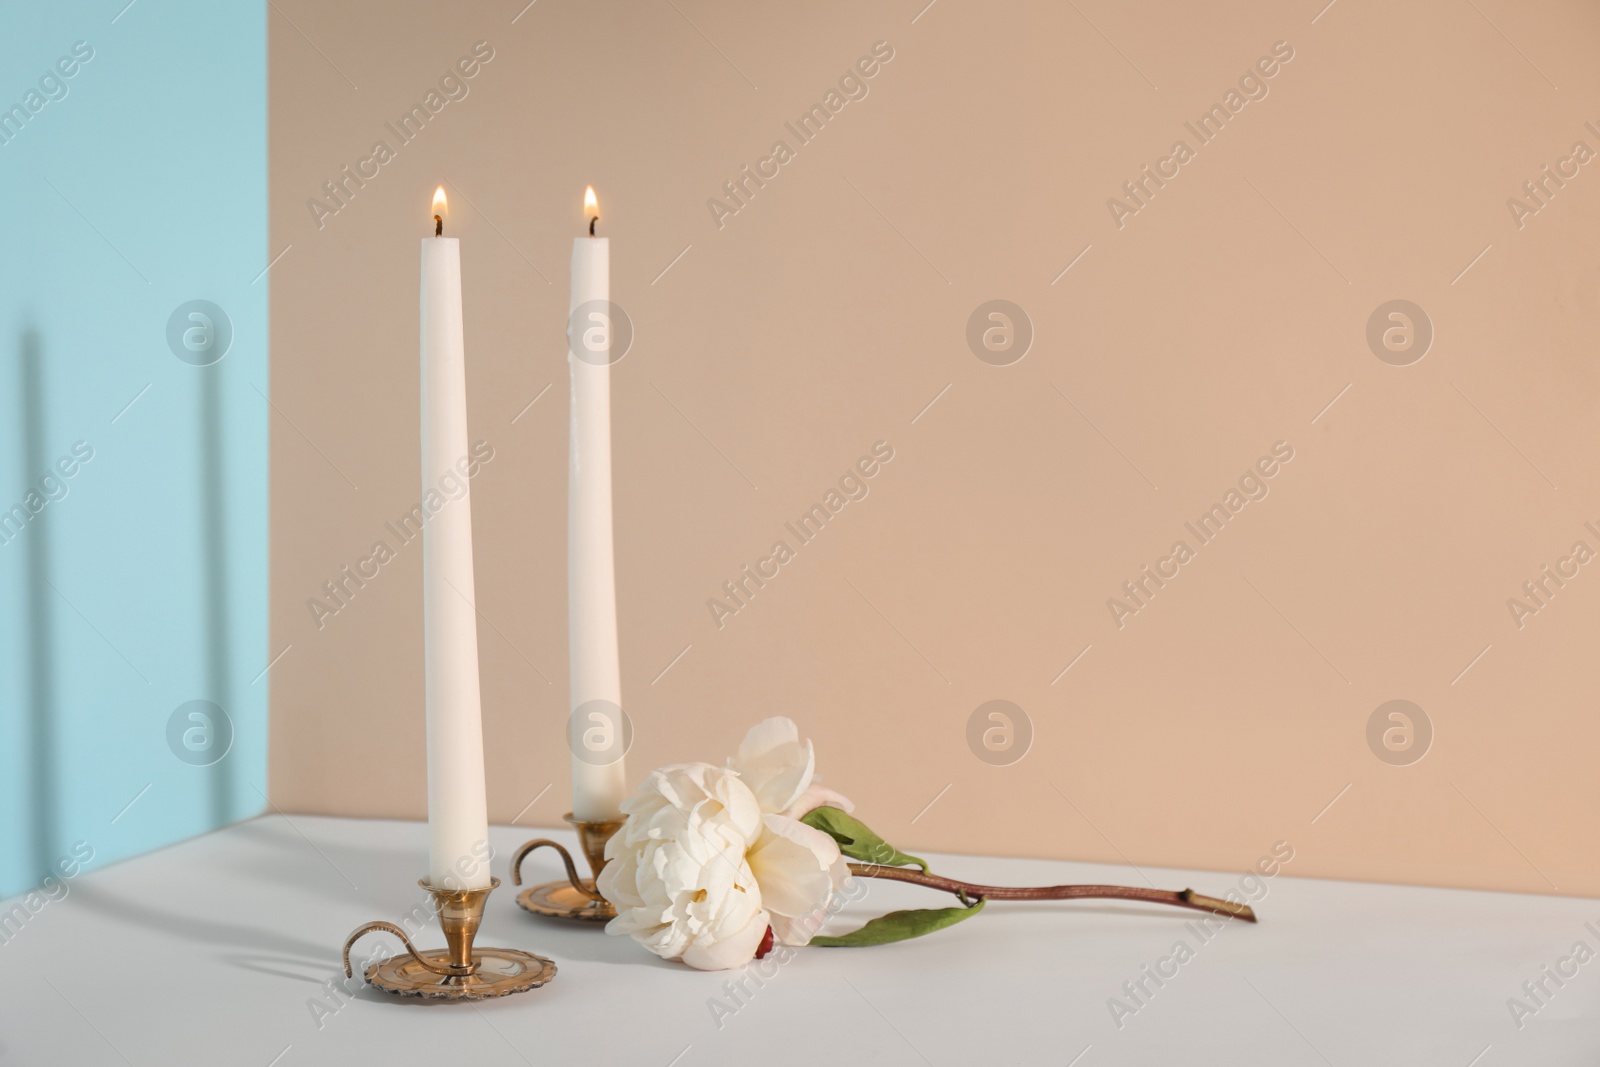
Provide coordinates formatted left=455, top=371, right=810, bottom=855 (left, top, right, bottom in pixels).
left=846, top=863, right=1257, bottom=923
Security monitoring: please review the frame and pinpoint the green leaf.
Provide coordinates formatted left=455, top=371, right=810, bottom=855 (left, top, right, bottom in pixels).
left=801, top=807, right=929, bottom=873
left=811, top=899, right=987, bottom=947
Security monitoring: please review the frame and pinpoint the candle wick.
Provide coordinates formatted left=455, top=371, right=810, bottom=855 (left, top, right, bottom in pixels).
left=589, top=216, right=597, bottom=237
left=435, top=215, right=443, bottom=237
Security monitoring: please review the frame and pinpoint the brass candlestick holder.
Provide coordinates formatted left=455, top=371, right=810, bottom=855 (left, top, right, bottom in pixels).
left=512, top=814, right=624, bottom=923
left=342, top=877, right=556, bottom=1000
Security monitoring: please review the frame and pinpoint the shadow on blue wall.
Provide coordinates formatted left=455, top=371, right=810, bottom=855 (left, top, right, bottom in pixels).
left=19, top=324, right=59, bottom=884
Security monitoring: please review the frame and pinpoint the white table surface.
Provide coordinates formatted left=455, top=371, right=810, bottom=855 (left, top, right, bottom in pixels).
left=1, top=814, right=1595, bottom=1065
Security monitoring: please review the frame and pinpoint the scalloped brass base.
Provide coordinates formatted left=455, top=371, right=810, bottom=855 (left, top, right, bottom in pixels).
left=517, top=880, right=616, bottom=923
left=343, top=877, right=558, bottom=1002
left=364, top=946, right=556, bottom=1000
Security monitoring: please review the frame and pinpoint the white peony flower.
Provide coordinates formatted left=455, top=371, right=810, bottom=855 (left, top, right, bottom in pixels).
left=598, top=718, right=855, bottom=969
left=597, top=763, right=767, bottom=969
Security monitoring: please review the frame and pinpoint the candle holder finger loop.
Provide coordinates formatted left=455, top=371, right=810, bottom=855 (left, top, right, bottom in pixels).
left=514, top=814, right=625, bottom=925
left=340, top=876, right=556, bottom=1000
left=343, top=920, right=463, bottom=979
left=511, top=839, right=604, bottom=902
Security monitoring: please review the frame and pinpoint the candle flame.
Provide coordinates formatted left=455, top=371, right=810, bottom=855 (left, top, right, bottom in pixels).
left=584, top=185, right=598, bottom=219
left=432, top=186, right=448, bottom=222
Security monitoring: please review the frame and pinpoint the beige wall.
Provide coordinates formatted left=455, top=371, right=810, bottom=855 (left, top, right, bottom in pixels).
left=269, top=0, right=1600, bottom=896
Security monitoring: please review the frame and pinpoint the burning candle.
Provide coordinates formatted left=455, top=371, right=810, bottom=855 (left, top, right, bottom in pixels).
left=568, top=185, right=628, bottom=820
left=421, top=186, right=491, bottom=889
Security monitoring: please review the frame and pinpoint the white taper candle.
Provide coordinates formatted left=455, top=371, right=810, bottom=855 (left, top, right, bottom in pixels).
left=421, top=186, right=491, bottom=889
left=568, top=186, right=628, bottom=821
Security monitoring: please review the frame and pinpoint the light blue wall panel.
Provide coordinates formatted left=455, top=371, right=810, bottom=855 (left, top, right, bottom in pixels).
left=0, top=0, right=268, bottom=900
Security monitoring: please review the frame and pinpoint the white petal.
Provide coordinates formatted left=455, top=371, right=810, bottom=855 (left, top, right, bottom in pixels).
left=596, top=848, right=641, bottom=907
left=746, top=814, right=840, bottom=920
left=728, top=716, right=814, bottom=815
left=770, top=911, right=822, bottom=947
left=709, top=769, right=765, bottom=842
left=771, top=855, right=853, bottom=946
left=681, top=906, right=769, bottom=970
